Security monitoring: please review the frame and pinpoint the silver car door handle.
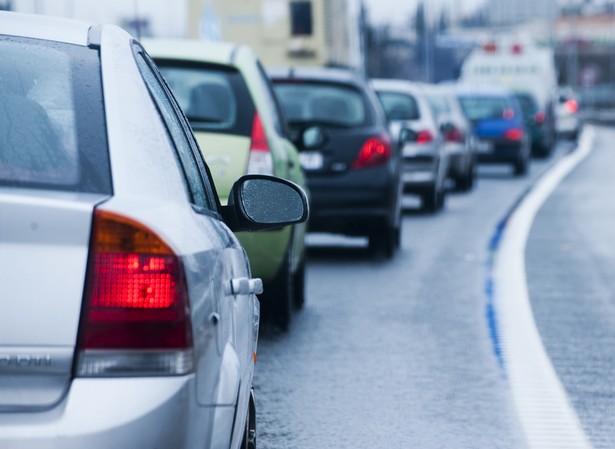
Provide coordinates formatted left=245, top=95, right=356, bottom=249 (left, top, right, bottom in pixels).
left=230, top=278, right=263, bottom=296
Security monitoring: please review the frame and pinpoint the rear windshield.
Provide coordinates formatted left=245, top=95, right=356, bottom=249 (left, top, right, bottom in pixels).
left=458, top=95, right=514, bottom=121
left=376, top=91, right=420, bottom=121
left=156, top=61, right=255, bottom=136
left=0, top=36, right=110, bottom=193
left=273, top=81, right=367, bottom=127
left=514, top=93, right=538, bottom=116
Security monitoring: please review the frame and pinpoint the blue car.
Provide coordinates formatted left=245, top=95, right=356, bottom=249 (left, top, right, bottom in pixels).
left=456, top=86, right=531, bottom=176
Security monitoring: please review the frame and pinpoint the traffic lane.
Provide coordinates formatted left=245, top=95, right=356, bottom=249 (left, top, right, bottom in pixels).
left=254, top=141, right=571, bottom=449
left=527, top=126, right=615, bottom=449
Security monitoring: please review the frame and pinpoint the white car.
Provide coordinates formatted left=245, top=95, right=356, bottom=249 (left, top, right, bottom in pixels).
left=555, top=86, right=581, bottom=139
left=372, top=79, right=449, bottom=213
left=0, top=11, right=307, bottom=449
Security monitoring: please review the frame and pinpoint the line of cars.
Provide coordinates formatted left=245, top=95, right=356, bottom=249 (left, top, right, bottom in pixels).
left=144, top=40, right=579, bottom=338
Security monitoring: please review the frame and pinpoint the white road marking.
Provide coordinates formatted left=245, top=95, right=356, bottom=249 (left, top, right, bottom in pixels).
left=494, top=127, right=595, bottom=449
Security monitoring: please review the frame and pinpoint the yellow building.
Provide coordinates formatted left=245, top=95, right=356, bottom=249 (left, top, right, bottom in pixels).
left=188, top=0, right=363, bottom=69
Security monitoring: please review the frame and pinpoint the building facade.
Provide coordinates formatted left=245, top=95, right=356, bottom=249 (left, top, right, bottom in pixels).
left=189, top=0, right=364, bottom=69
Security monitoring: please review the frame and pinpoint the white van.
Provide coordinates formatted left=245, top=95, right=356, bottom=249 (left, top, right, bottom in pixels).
left=459, top=35, right=557, bottom=108
left=460, top=35, right=558, bottom=155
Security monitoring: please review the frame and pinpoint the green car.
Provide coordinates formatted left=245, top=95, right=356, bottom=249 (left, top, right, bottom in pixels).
left=145, top=39, right=308, bottom=329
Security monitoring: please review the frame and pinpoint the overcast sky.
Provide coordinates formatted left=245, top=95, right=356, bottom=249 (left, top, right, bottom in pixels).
left=364, top=0, right=487, bottom=26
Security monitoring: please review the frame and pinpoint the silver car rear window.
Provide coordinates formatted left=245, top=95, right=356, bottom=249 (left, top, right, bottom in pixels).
left=376, top=91, right=420, bottom=121
left=0, top=36, right=110, bottom=194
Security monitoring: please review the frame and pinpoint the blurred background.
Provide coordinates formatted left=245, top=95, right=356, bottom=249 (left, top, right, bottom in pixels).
left=3, top=0, right=614, bottom=116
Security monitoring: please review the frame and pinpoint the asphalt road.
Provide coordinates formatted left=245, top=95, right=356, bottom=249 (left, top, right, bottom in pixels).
left=527, top=126, right=615, bottom=449
left=252, top=134, right=595, bottom=449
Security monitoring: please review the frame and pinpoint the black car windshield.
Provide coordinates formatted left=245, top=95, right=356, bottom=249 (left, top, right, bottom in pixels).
left=376, top=91, right=420, bottom=121
left=273, top=81, right=367, bottom=127
left=459, top=95, right=512, bottom=121
left=0, top=36, right=110, bottom=193
left=156, top=62, right=255, bottom=136
left=514, top=93, right=539, bottom=116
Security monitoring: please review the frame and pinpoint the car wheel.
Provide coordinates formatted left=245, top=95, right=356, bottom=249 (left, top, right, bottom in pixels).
left=457, top=163, right=475, bottom=192
left=513, top=155, right=529, bottom=177
left=421, top=187, right=438, bottom=213
left=437, top=188, right=446, bottom=210
left=394, top=223, right=402, bottom=249
left=241, top=389, right=257, bottom=449
left=264, top=248, right=293, bottom=330
left=293, top=254, right=306, bottom=310
left=369, top=225, right=396, bottom=259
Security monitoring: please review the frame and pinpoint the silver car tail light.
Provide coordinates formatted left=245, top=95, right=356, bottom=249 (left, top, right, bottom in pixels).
left=76, top=210, right=194, bottom=377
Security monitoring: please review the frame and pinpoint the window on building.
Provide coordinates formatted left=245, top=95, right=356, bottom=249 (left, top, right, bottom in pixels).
left=290, top=1, right=313, bottom=36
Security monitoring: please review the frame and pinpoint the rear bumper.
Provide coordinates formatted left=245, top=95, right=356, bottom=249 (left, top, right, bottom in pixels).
left=306, top=165, right=399, bottom=235
left=476, top=139, right=526, bottom=164
left=0, top=376, right=235, bottom=449
left=556, top=115, right=580, bottom=135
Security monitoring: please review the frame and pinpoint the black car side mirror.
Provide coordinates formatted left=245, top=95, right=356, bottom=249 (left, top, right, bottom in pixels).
left=222, top=175, right=309, bottom=232
left=398, top=127, right=418, bottom=145
left=299, top=125, right=327, bottom=149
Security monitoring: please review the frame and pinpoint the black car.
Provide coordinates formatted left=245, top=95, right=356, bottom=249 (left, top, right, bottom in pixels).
left=269, top=67, right=402, bottom=258
left=513, top=91, right=555, bottom=158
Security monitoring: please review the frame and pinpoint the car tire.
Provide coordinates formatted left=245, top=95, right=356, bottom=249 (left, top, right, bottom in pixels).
left=264, top=248, right=294, bottom=331
left=457, top=163, right=475, bottom=192
left=394, top=223, right=402, bottom=249
left=513, top=155, right=529, bottom=177
left=241, top=389, right=257, bottom=449
left=369, top=225, right=396, bottom=259
left=422, top=187, right=438, bottom=213
left=437, top=188, right=446, bottom=210
left=293, top=254, right=306, bottom=310
left=425, top=185, right=446, bottom=212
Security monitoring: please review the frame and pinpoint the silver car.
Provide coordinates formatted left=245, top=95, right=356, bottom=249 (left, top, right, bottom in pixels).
left=0, top=11, right=308, bottom=449
left=423, top=84, right=478, bottom=192
left=372, top=79, right=449, bottom=213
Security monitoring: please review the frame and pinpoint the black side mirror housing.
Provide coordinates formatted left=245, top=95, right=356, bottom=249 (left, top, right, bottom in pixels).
left=398, top=127, right=417, bottom=146
left=222, top=175, right=309, bottom=232
left=297, top=125, right=327, bottom=150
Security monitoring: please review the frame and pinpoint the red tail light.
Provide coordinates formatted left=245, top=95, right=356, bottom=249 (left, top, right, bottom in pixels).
left=483, top=42, right=497, bottom=53
left=352, top=136, right=391, bottom=169
left=444, top=127, right=464, bottom=143
left=534, top=111, right=545, bottom=124
left=247, top=113, right=273, bottom=175
left=504, top=128, right=524, bottom=141
left=77, top=210, right=193, bottom=376
left=416, top=130, right=434, bottom=144
left=564, top=99, right=578, bottom=114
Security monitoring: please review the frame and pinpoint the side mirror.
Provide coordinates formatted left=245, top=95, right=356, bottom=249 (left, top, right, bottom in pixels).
left=398, top=127, right=417, bottom=146
left=299, top=125, right=327, bottom=149
left=439, top=121, right=454, bottom=134
left=222, top=175, right=309, bottom=232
